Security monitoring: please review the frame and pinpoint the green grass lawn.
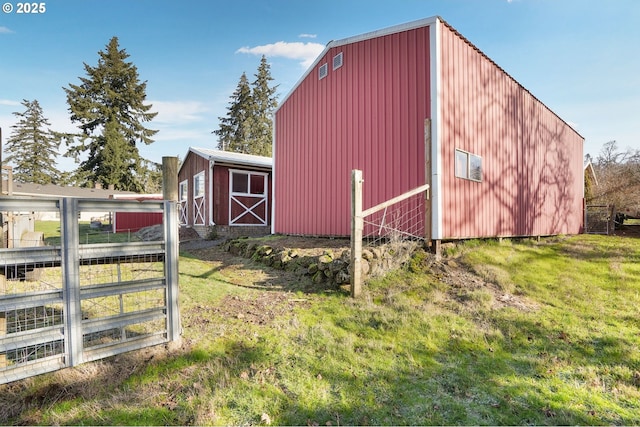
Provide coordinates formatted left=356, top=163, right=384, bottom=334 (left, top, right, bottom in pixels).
left=2, top=234, right=639, bottom=425
left=35, top=220, right=141, bottom=245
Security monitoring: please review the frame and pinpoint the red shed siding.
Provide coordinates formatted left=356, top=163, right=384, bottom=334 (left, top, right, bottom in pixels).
left=179, top=153, right=273, bottom=227
left=438, top=23, right=584, bottom=239
left=114, top=212, right=163, bottom=233
left=275, top=27, right=431, bottom=236
left=178, top=151, right=211, bottom=226
left=212, top=165, right=229, bottom=225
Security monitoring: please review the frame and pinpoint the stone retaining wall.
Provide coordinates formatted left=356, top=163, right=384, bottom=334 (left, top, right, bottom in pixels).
left=205, top=225, right=271, bottom=239
left=222, top=238, right=421, bottom=288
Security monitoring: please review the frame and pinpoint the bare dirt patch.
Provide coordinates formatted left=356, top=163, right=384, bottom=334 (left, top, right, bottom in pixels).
left=416, top=252, right=539, bottom=312
left=213, top=293, right=310, bottom=325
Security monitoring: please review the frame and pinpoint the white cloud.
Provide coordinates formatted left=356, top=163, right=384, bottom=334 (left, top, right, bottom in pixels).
left=298, top=33, right=317, bottom=39
left=0, top=99, right=20, bottom=106
left=236, top=41, right=325, bottom=68
left=0, top=26, right=13, bottom=34
left=150, top=100, right=210, bottom=125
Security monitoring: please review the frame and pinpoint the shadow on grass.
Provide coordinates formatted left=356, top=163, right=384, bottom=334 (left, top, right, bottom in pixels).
left=4, top=236, right=639, bottom=425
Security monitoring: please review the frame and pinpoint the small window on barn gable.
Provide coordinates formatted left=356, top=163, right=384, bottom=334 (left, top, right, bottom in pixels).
left=333, top=52, right=343, bottom=70
left=319, top=63, right=328, bottom=80
left=194, top=171, right=205, bottom=198
left=455, top=149, right=483, bottom=182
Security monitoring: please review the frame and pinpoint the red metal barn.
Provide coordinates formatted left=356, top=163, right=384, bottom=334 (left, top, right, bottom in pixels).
left=273, top=16, right=585, bottom=243
left=177, top=148, right=273, bottom=237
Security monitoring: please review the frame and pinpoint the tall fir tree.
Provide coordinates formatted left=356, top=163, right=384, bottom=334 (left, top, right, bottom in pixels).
left=249, top=55, right=278, bottom=156
left=214, top=72, right=254, bottom=153
left=5, top=99, right=61, bottom=184
left=214, top=56, right=278, bottom=156
left=63, top=36, right=157, bottom=191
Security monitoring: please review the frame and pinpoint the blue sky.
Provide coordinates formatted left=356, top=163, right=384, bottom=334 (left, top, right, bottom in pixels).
left=1, top=0, right=638, bottom=173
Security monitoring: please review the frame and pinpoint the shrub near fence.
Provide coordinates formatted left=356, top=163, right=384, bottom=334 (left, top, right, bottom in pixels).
left=0, top=197, right=180, bottom=384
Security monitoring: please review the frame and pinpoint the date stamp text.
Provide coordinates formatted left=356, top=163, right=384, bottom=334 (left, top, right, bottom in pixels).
left=2, top=2, right=47, bottom=13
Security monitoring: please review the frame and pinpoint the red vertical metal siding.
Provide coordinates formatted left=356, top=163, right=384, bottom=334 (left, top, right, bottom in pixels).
left=438, top=24, right=584, bottom=239
left=275, top=27, right=431, bottom=236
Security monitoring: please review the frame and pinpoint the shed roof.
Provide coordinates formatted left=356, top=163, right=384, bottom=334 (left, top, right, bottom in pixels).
left=584, top=159, right=599, bottom=186
left=11, top=182, right=134, bottom=198
left=184, top=147, right=272, bottom=170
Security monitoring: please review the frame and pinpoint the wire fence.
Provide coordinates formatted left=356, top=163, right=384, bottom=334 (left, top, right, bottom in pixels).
left=362, top=191, right=427, bottom=248
left=350, top=169, right=429, bottom=297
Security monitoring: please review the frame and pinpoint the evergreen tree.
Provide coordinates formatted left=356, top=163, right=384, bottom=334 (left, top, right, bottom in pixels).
left=5, top=99, right=60, bottom=184
left=63, top=36, right=157, bottom=191
left=214, top=72, right=253, bottom=153
left=214, top=56, right=278, bottom=156
left=249, top=55, right=278, bottom=156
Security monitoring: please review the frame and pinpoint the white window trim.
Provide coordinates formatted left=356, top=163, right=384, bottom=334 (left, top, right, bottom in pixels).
left=455, top=149, right=483, bottom=183
left=178, top=179, right=188, bottom=225
left=193, top=170, right=205, bottom=198
left=179, top=179, right=188, bottom=201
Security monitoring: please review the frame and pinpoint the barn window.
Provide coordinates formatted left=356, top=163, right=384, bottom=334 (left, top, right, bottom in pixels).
left=179, top=180, right=188, bottom=201
left=194, top=171, right=205, bottom=198
left=455, top=149, right=482, bottom=182
left=319, top=63, right=328, bottom=80
left=333, top=52, right=343, bottom=70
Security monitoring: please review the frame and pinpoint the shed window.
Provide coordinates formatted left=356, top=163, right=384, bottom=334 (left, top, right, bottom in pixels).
left=319, top=63, right=328, bottom=80
left=194, top=171, right=205, bottom=198
left=232, top=172, right=249, bottom=193
left=455, top=149, right=482, bottom=182
left=179, top=180, right=188, bottom=201
left=231, top=171, right=267, bottom=195
left=333, top=52, right=343, bottom=70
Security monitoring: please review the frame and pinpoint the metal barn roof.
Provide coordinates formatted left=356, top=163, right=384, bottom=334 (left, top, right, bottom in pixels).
left=185, top=147, right=272, bottom=170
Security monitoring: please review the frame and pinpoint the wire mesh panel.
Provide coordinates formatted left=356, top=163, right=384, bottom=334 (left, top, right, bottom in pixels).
left=79, top=256, right=167, bottom=356
left=363, top=192, right=427, bottom=247
left=0, top=200, right=66, bottom=383
left=0, top=197, right=180, bottom=384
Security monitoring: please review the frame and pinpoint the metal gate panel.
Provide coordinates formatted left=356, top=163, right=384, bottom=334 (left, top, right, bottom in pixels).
left=0, top=197, right=180, bottom=384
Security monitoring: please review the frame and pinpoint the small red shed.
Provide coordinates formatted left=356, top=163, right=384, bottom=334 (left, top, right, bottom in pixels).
left=112, top=194, right=164, bottom=233
left=178, top=148, right=273, bottom=237
left=273, top=16, right=585, bottom=243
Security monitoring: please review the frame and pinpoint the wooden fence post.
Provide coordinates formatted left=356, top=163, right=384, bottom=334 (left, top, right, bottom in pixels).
left=162, top=157, right=179, bottom=202
left=350, top=170, right=364, bottom=298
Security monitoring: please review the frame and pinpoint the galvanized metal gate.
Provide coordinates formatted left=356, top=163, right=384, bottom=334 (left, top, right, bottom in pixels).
left=0, top=197, right=180, bottom=384
left=585, top=204, right=615, bottom=235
